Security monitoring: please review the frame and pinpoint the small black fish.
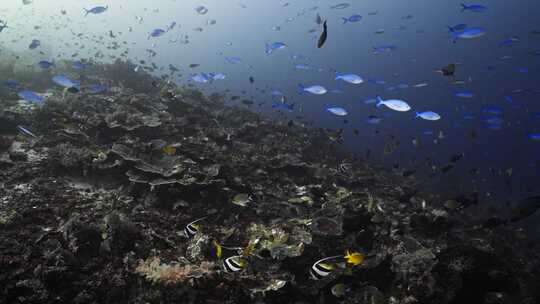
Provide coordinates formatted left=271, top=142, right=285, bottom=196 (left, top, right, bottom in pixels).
left=441, top=164, right=454, bottom=173
left=317, top=20, right=327, bottom=48
left=449, top=153, right=464, bottom=163
left=437, top=63, right=456, bottom=76
left=315, top=13, right=323, bottom=25
left=67, top=87, right=80, bottom=94
left=189, top=63, right=200, bottom=68
left=482, top=217, right=507, bottom=229
left=249, top=76, right=254, bottom=84
left=402, top=170, right=415, bottom=177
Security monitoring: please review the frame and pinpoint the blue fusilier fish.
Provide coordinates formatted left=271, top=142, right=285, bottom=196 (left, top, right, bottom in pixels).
left=529, top=133, right=540, bottom=141
left=367, top=115, right=381, bottom=124
left=17, top=125, right=37, bottom=138
left=298, top=84, right=327, bottom=95
left=195, top=6, right=208, bottom=15
left=335, top=72, right=363, bottom=84
left=38, top=60, right=54, bottom=69
left=342, top=14, right=362, bottom=24
left=330, top=3, right=350, bottom=9
left=460, top=3, right=487, bottom=12
left=72, top=61, right=88, bottom=70
left=208, top=72, right=226, bottom=80
left=326, top=106, right=348, bottom=116
left=52, top=75, right=80, bottom=90
left=416, top=111, right=441, bottom=121
left=454, top=90, right=475, bottom=98
left=167, top=21, right=177, bottom=31
left=376, top=96, right=411, bottom=112
left=191, top=73, right=210, bottom=83
left=4, top=79, right=20, bottom=90
left=447, top=24, right=467, bottom=32
left=294, top=63, right=310, bottom=70
left=373, top=45, right=397, bottom=54
left=482, top=105, right=503, bottom=115
left=28, top=39, right=40, bottom=49
left=18, top=90, right=44, bottom=103
left=498, top=37, right=519, bottom=47
left=88, top=84, right=108, bottom=94
left=84, top=6, right=108, bottom=17
left=149, top=28, right=166, bottom=39
left=272, top=102, right=294, bottom=112
left=265, top=42, right=286, bottom=54
left=449, top=27, right=486, bottom=43
left=225, top=56, right=242, bottom=64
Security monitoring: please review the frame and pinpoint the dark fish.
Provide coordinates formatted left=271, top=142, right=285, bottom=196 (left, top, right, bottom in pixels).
left=315, top=13, right=323, bottom=25
left=189, top=63, right=200, bottom=68
left=450, top=193, right=478, bottom=210
left=483, top=196, right=540, bottom=228
left=249, top=76, right=254, bottom=84
left=441, top=164, right=454, bottom=173
left=449, top=153, right=464, bottom=163
left=402, top=170, right=415, bottom=177
left=67, top=87, right=80, bottom=94
left=0, top=21, right=8, bottom=33
left=510, top=196, right=540, bottom=222
left=482, top=217, right=507, bottom=229
left=437, top=63, right=455, bottom=76
left=317, top=20, right=327, bottom=48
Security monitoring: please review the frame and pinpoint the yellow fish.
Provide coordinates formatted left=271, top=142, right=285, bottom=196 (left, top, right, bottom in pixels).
left=163, top=144, right=176, bottom=155
left=213, top=240, right=223, bottom=259
left=344, top=250, right=365, bottom=266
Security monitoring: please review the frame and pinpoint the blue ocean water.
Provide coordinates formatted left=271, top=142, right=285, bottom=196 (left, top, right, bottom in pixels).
left=1, top=0, right=539, bottom=205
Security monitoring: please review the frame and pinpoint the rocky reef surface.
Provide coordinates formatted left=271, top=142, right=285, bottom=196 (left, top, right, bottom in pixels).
left=0, top=64, right=539, bottom=304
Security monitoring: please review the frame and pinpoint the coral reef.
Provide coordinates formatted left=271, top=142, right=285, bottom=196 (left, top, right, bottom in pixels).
left=0, top=61, right=538, bottom=304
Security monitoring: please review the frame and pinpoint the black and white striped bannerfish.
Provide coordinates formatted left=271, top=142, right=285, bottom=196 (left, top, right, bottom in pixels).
left=183, top=216, right=207, bottom=238
left=223, top=255, right=247, bottom=273
left=310, top=255, right=341, bottom=280
left=337, top=162, right=352, bottom=174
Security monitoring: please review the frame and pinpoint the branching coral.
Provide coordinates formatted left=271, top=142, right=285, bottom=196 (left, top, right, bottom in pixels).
left=134, top=257, right=215, bottom=285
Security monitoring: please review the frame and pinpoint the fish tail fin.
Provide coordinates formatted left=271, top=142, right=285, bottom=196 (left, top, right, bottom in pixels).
left=265, top=43, right=271, bottom=55
left=297, top=84, right=305, bottom=95
left=415, top=112, right=420, bottom=118
left=460, top=3, right=468, bottom=11
left=84, top=8, right=89, bottom=17
left=342, top=17, right=348, bottom=24
left=446, top=26, right=454, bottom=33
left=376, top=96, right=384, bottom=107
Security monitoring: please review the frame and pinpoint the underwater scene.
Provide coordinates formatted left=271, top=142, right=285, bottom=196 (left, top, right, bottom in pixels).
left=1, top=0, right=540, bottom=303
